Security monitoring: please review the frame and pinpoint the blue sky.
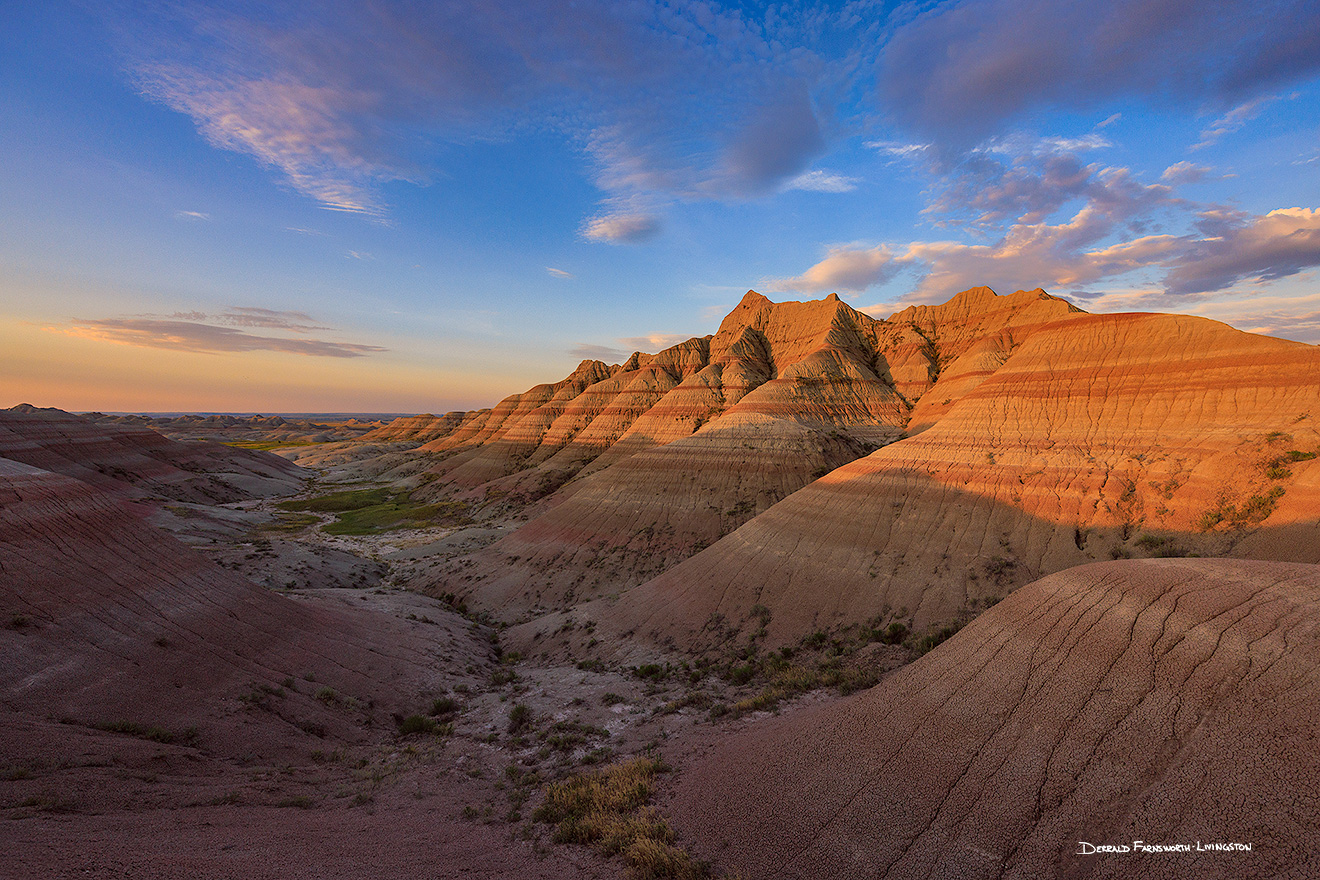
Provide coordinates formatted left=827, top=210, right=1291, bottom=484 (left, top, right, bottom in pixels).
left=2, top=0, right=1318, bottom=413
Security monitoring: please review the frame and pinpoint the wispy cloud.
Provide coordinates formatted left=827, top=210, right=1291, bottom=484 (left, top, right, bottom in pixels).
left=785, top=170, right=859, bottom=193
left=174, top=210, right=210, bottom=221
left=1192, top=95, right=1281, bottom=150
left=570, top=331, right=694, bottom=364
left=1161, top=161, right=1212, bottom=184
left=219, top=306, right=328, bottom=332
left=769, top=244, right=901, bottom=294
left=1180, top=290, right=1320, bottom=343
left=56, top=306, right=383, bottom=357
left=137, top=64, right=398, bottom=215
left=617, top=333, right=691, bottom=351
left=864, top=140, right=931, bottom=160
left=776, top=122, right=1320, bottom=307
left=63, top=318, right=387, bottom=357
left=581, top=212, right=661, bottom=244
left=109, top=1, right=860, bottom=228
left=926, top=150, right=1178, bottom=227
left=569, top=342, right=630, bottom=363
left=546, top=267, right=573, bottom=279
left=1164, top=207, right=1320, bottom=294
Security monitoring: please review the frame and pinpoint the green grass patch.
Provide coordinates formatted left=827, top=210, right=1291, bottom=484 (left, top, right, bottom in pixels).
left=277, top=487, right=470, bottom=535
left=223, top=440, right=320, bottom=451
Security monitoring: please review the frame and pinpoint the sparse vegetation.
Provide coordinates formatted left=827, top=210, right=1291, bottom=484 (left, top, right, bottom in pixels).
left=91, top=720, right=198, bottom=745
left=397, top=714, right=438, bottom=735
left=507, top=703, right=534, bottom=734
left=430, top=696, right=460, bottom=716
left=277, top=487, right=471, bottom=535
left=1198, top=486, right=1286, bottom=531
left=223, top=440, right=320, bottom=451
left=533, top=757, right=716, bottom=879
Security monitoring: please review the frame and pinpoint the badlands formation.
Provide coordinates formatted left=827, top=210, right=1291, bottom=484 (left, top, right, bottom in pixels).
left=396, top=288, right=1319, bottom=653
left=669, top=558, right=1320, bottom=879
left=4, top=287, right=1320, bottom=879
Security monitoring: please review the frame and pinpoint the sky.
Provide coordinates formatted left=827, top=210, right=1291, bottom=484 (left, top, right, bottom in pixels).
left=2, top=0, right=1319, bottom=414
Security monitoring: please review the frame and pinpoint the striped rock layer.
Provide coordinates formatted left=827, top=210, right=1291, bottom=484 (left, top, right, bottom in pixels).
left=604, top=309, right=1320, bottom=647
left=669, top=558, right=1320, bottom=880
left=426, top=288, right=1081, bottom=610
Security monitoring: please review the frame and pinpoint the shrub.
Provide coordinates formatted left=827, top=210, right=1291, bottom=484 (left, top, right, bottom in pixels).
left=507, top=704, right=533, bottom=734
left=727, top=663, right=755, bottom=686
left=397, top=714, right=437, bottom=736
left=880, top=622, right=908, bottom=645
left=430, top=696, right=460, bottom=716
left=533, top=758, right=714, bottom=878
left=632, top=663, right=667, bottom=680
left=801, top=630, right=828, bottom=649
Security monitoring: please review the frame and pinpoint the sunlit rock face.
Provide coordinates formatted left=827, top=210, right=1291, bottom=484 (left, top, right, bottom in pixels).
left=424, top=288, right=1085, bottom=614
left=609, top=308, right=1320, bottom=648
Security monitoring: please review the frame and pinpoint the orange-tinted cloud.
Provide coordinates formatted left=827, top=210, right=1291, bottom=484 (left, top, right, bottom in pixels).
left=63, top=317, right=385, bottom=357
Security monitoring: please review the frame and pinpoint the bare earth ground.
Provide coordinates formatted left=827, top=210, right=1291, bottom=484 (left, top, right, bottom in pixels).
left=3, top=464, right=891, bottom=880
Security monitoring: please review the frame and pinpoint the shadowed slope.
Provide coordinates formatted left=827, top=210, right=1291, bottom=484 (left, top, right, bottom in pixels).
left=0, top=405, right=303, bottom=503
left=669, top=558, right=1320, bottom=880
left=0, top=459, right=611, bottom=880
left=440, top=412, right=873, bottom=610
left=606, top=311, right=1320, bottom=645
left=0, top=459, right=442, bottom=753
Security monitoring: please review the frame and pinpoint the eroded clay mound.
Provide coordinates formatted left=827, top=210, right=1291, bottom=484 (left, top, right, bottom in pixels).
left=669, top=558, right=1320, bottom=880
left=1, top=405, right=303, bottom=503
left=424, top=290, right=1084, bottom=616
left=0, top=459, right=460, bottom=758
left=436, top=412, right=872, bottom=612
left=361, top=410, right=477, bottom=443
left=610, top=311, right=1320, bottom=646
left=0, top=459, right=604, bottom=879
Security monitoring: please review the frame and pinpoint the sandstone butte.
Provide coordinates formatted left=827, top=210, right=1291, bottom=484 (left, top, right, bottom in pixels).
left=416, top=287, right=1089, bottom=613
left=386, top=287, right=1320, bottom=652
left=601, top=306, right=1320, bottom=650
left=666, top=558, right=1320, bottom=880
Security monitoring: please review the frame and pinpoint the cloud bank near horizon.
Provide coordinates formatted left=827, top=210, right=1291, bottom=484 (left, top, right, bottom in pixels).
left=60, top=308, right=386, bottom=358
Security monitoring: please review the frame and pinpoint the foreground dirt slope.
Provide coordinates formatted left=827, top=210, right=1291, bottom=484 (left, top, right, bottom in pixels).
left=0, top=404, right=304, bottom=503
left=669, top=558, right=1320, bottom=880
left=0, top=458, right=606, bottom=879
left=0, top=458, right=435, bottom=751
left=609, top=310, right=1320, bottom=645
